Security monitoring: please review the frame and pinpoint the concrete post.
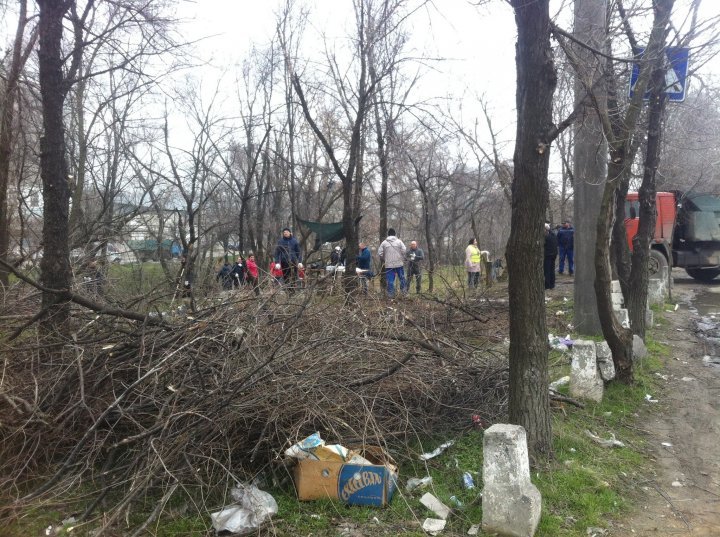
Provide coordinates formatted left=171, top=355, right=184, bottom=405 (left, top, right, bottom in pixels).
left=482, top=424, right=541, bottom=537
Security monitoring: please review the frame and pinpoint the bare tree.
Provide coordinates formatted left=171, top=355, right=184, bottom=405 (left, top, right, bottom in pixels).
left=290, top=0, right=399, bottom=291
left=506, top=0, right=557, bottom=459
left=0, top=0, right=37, bottom=287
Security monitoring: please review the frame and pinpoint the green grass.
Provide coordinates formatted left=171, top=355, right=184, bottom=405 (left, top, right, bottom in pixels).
left=3, top=292, right=672, bottom=536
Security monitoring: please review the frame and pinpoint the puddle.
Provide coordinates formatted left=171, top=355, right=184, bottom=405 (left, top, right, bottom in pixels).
left=689, top=289, right=720, bottom=366
left=691, top=286, right=720, bottom=316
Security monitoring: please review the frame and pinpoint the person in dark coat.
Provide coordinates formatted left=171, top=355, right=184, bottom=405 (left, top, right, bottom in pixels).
left=217, top=261, right=233, bottom=290
left=229, top=256, right=246, bottom=289
left=356, top=241, right=374, bottom=293
left=404, top=241, right=425, bottom=293
left=544, top=223, right=558, bottom=290
left=557, top=220, right=574, bottom=275
left=330, top=246, right=342, bottom=265
left=274, top=227, right=303, bottom=292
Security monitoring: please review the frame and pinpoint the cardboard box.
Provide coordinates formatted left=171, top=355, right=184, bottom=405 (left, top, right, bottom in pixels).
left=294, top=446, right=398, bottom=506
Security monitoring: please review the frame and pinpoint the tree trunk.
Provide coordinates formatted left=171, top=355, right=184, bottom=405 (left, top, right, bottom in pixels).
left=68, top=78, right=87, bottom=238
left=572, top=0, right=607, bottom=336
left=627, top=8, right=672, bottom=337
left=595, top=160, right=634, bottom=382
left=0, top=0, right=35, bottom=288
left=507, top=0, right=556, bottom=460
left=594, top=0, right=674, bottom=380
left=38, top=0, right=73, bottom=333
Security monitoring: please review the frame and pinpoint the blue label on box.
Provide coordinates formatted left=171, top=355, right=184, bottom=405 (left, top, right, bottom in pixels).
left=337, top=465, right=388, bottom=506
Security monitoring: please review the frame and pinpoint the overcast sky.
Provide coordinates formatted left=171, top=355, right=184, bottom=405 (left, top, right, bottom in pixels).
left=172, top=0, right=720, bottom=161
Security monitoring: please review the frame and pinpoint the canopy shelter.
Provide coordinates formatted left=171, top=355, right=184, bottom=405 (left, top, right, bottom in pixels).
left=297, top=216, right=362, bottom=251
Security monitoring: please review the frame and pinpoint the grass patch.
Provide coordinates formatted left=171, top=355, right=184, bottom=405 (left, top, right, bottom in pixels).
left=3, top=303, right=673, bottom=537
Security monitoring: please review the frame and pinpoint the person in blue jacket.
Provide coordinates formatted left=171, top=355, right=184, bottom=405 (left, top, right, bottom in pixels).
left=356, top=241, right=374, bottom=293
left=274, top=227, right=302, bottom=292
left=557, top=220, right=574, bottom=275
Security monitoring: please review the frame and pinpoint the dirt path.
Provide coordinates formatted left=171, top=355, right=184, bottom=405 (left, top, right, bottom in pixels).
left=612, top=281, right=720, bottom=536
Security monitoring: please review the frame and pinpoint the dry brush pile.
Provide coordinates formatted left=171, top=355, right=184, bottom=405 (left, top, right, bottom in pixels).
left=0, top=282, right=510, bottom=532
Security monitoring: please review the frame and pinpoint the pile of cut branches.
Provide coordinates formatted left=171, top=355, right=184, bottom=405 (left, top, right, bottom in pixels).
left=0, top=285, right=509, bottom=533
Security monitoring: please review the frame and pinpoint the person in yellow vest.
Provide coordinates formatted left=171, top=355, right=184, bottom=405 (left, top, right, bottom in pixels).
left=465, top=237, right=482, bottom=289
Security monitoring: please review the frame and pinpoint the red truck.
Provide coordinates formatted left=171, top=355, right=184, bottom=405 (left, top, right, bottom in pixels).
left=626, top=191, right=720, bottom=282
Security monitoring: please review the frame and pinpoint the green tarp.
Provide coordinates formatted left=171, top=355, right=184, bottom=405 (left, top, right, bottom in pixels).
left=297, top=217, right=346, bottom=246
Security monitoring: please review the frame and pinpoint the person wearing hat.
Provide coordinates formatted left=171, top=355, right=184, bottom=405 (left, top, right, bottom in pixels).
left=274, top=227, right=302, bottom=292
left=544, top=223, right=558, bottom=290
left=330, top=245, right=342, bottom=265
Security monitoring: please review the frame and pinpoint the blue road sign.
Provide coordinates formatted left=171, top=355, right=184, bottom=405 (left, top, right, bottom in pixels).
left=629, top=47, right=690, bottom=102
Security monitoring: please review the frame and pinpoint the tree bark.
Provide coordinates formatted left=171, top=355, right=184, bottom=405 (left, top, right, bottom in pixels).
left=627, top=0, right=673, bottom=337
left=507, top=0, right=556, bottom=459
left=572, top=0, right=607, bottom=335
left=38, top=0, right=74, bottom=333
left=0, top=0, right=36, bottom=288
left=594, top=0, right=674, bottom=381
left=595, top=159, right=634, bottom=383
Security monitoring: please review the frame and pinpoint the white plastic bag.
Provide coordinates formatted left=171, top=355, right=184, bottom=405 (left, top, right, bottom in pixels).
left=210, top=484, right=278, bottom=535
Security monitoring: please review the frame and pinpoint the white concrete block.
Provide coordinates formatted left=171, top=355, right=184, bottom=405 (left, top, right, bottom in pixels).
left=570, top=340, right=604, bottom=402
left=595, top=341, right=616, bottom=381
left=648, top=278, right=667, bottom=306
left=482, top=425, right=541, bottom=537
left=614, top=308, right=630, bottom=328
left=611, top=280, right=622, bottom=293
left=633, top=334, right=648, bottom=361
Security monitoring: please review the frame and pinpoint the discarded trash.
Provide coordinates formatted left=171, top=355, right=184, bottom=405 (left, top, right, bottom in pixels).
left=585, top=430, right=625, bottom=448
left=702, top=355, right=720, bottom=367
left=294, top=443, right=398, bottom=506
left=449, top=495, right=463, bottom=508
left=406, top=476, right=433, bottom=492
left=420, top=492, right=452, bottom=520
left=285, top=433, right=371, bottom=464
left=586, top=528, right=608, bottom=537
left=645, top=394, right=659, bottom=403
left=548, top=333, right=573, bottom=351
left=462, top=471, right=475, bottom=489
left=284, top=432, right=324, bottom=460
left=654, top=373, right=669, bottom=380
left=419, top=440, right=455, bottom=461
left=467, top=523, right=480, bottom=535
left=422, top=518, right=447, bottom=535
left=674, top=303, right=679, bottom=311
left=569, top=447, right=576, bottom=453
left=556, top=310, right=565, bottom=316
left=661, top=442, right=673, bottom=448
left=681, top=376, right=695, bottom=381
left=549, top=376, right=570, bottom=391
left=210, top=484, right=278, bottom=535
left=671, top=481, right=683, bottom=487
left=471, top=414, right=489, bottom=429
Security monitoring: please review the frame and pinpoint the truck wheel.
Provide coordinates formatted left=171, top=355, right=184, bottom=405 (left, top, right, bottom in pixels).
left=685, top=268, right=720, bottom=282
left=648, top=249, right=668, bottom=277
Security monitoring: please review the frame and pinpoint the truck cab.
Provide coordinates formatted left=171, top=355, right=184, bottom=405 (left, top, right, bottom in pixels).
left=625, top=191, right=720, bottom=282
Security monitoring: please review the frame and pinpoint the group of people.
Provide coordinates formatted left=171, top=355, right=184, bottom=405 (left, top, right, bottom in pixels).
left=214, top=225, right=494, bottom=298
left=544, top=220, right=575, bottom=290
left=216, top=253, right=261, bottom=295
left=217, top=227, right=306, bottom=295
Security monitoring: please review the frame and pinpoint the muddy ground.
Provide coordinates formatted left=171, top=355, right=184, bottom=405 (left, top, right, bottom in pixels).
left=600, top=272, right=720, bottom=536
